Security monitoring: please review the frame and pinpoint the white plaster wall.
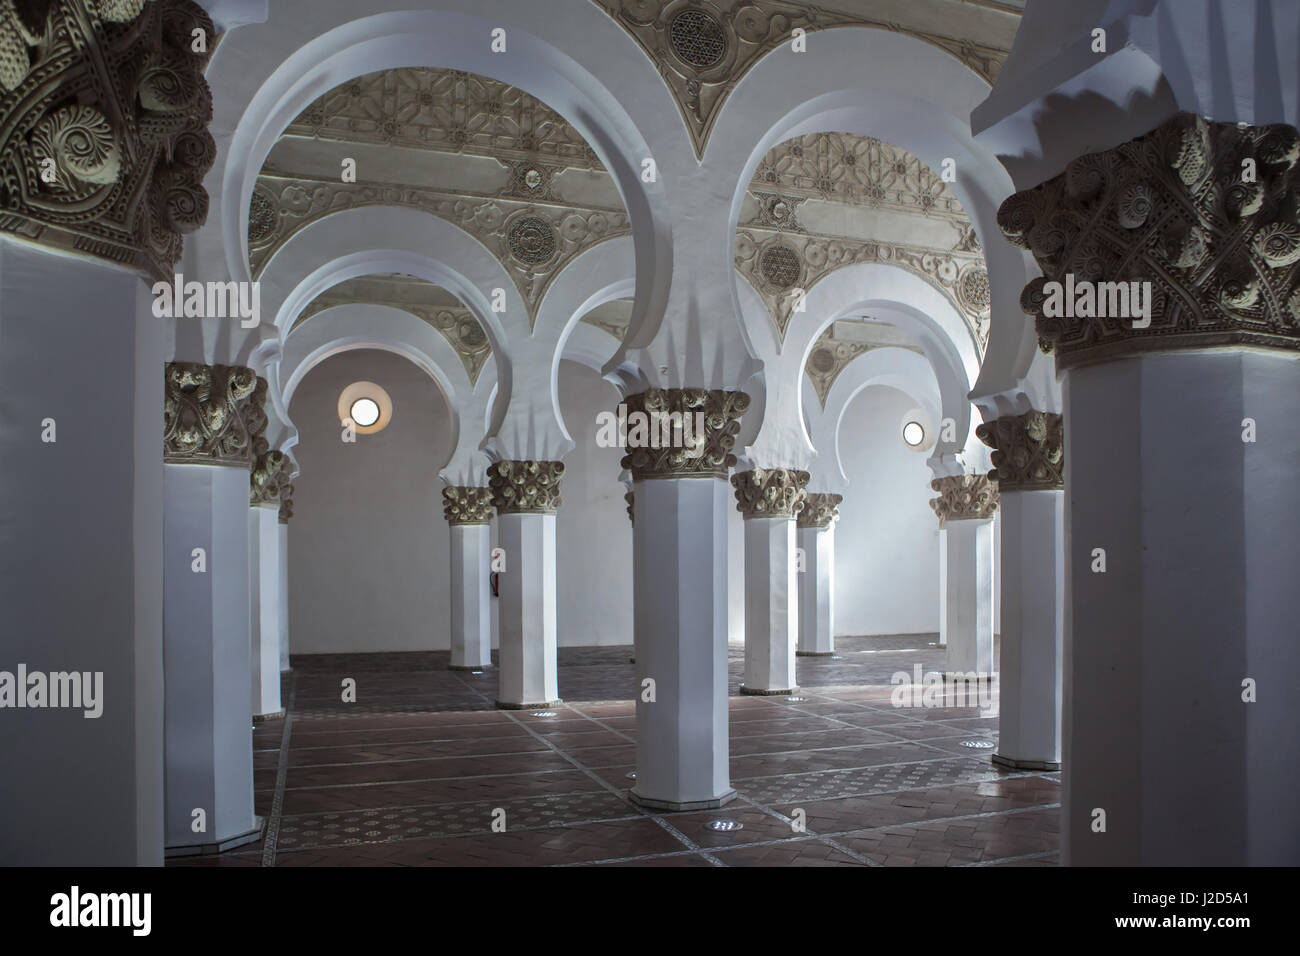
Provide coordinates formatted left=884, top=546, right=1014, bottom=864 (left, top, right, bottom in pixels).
left=554, top=360, right=632, bottom=646
left=289, top=354, right=634, bottom=653
left=289, top=349, right=453, bottom=654
left=835, top=384, right=1001, bottom=638
left=834, top=385, right=943, bottom=637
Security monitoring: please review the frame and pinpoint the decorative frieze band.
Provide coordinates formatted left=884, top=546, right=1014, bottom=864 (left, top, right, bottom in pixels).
left=975, top=411, right=1064, bottom=492
left=731, top=468, right=810, bottom=519
left=0, top=0, right=217, bottom=279
left=250, top=450, right=289, bottom=506
left=164, top=363, right=268, bottom=467
left=999, top=112, right=1300, bottom=368
left=442, top=486, right=494, bottom=525
left=929, top=475, right=999, bottom=526
left=797, top=492, right=843, bottom=529
left=488, top=461, right=564, bottom=515
left=619, top=388, right=750, bottom=480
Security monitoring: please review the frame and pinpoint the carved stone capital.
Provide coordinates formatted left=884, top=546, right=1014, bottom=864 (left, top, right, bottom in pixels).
left=278, top=480, right=294, bottom=524
left=975, top=411, right=1064, bottom=492
left=796, top=492, right=843, bottom=529
left=164, top=363, right=268, bottom=467
left=443, top=486, right=494, bottom=525
left=250, top=450, right=289, bottom=507
left=625, top=490, right=634, bottom=525
left=929, top=475, right=999, bottom=526
left=999, top=112, right=1300, bottom=369
left=731, top=468, right=810, bottom=520
left=620, top=388, right=750, bottom=480
left=0, top=1, right=217, bottom=279
left=488, top=460, right=564, bottom=515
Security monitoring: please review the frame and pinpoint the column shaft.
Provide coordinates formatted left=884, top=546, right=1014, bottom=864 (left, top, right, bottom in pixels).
left=495, top=513, right=559, bottom=707
left=249, top=505, right=283, bottom=719
left=277, top=521, right=290, bottom=672
left=632, top=478, right=733, bottom=809
left=797, top=525, right=835, bottom=656
left=449, top=524, right=492, bottom=670
left=741, top=517, right=798, bottom=693
left=941, top=518, right=995, bottom=675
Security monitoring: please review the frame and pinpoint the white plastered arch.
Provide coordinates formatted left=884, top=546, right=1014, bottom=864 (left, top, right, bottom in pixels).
left=707, top=26, right=1041, bottom=411
left=806, top=347, right=943, bottom=497
left=205, top=1, right=676, bottom=379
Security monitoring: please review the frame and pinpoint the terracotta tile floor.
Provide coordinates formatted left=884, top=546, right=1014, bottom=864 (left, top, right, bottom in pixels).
left=171, top=635, right=1060, bottom=867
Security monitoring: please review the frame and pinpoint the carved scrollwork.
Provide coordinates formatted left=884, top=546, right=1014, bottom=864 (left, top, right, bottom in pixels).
left=488, top=461, right=565, bottom=515
left=278, top=478, right=295, bottom=524
left=975, top=411, right=1064, bottom=492
left=442, top=486, right=494, bottom=525
left=929, top=475, right=999, bottom=526
left=619, top=388, right=751, bottom=480
left=163, top=363, right=267, bottom=467
left=0, top=0, right=216, bottom=278
left=250, top=450, right=289, bottom=507
left=797, top=492, right=843, bottom=529
left=1000, top=112, right=1300, bottom=367
left=625, top=490, right=634, bottom=524
left=731, top=468, right=810, bottom=519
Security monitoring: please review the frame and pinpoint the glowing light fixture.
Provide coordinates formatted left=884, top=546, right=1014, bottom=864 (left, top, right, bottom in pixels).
left=902, top=421, right=925, bottom=446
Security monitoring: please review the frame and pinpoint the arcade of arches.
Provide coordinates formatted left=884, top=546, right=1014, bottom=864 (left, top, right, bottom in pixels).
left=2, top=0, right=1297, bottom=869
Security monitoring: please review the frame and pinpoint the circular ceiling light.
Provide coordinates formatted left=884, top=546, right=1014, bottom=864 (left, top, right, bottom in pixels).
left=903, top=421, right=925, bottom=446
left=349, top=397, right=380, bottom=428
left=337, top=381, right=393, bottom=435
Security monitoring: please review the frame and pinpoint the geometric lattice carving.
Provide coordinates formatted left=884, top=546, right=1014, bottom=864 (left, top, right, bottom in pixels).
left=1000, top=112, right=1300, bottom=368
left=0, top=0, right=216, bottom=280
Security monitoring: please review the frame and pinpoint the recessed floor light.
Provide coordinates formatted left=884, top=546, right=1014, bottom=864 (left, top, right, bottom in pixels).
left=532, top=711, right=557, bottom=717
left=960, top=739, right=995, bottom=749
left=470, top=670, right=483, bottom=675
left=787, top=696, right=807, bottom=702
left=626, top=771, right=637, bottom=779
left=705, top=819, right=743, bottom=832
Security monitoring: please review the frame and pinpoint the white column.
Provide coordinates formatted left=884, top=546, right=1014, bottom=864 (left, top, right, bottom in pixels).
left=742, top=517, right=798, bottom=693
left=163, top=459, right=259, bottom=854
left=633, top=478, right=733, bottom=809
left=249, top=505, right=283, bottom=719
left=277, top=519, right=290, bottom=672
left=449, top=523, right=492, bottom=670
left=1064, top=351, right=1300, bottom=865
left=797, top=524, right=835, bottom=656
left=940, top=517, right=996, bottom=676
left=0, top=242, right=163, bottom=866
left=495, top=512, right=559, bottom=708
left=994, top=489, right=1063, bottom=770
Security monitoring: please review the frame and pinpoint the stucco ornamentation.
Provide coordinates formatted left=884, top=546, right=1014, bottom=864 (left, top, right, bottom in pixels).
left=442, top=486, right=495, bottom=525
left=796, top=492, right=843, bottom=529
left=731, top=468, right=810, bottom=519
left=975, top=411, right=1064, bottom=492
left=929, top=475, right=998, bottom=526
left=164, top=363, right=268, bottom=467
left=488, top=461, right=565, bottom=514
left=620, top=388, right=750, bottom=480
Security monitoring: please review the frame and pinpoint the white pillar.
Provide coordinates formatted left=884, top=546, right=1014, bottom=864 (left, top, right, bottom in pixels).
left=0, top=242, right=163, bottom=866
left=494, top=511, right=559, bottom=707
left=940, top=517, right=996, bottom=675
left=994, top=489, right=1063, bottom=770
left=249, top=504, right=283, bottom=719
left=796, top=494, right=841, bottom=657
left=277, top=518, right=290, bottom=672
left=162, top=364, right=263, bottom=855
left=733, top=468, right=808, bottom=695
left=449, top=523, right=492, bottom=670
left=741, top=517, right=798, bottom=693
left=633, top=478, right=733, bottom=809
left=1063, top=351, right=1300, bottom=865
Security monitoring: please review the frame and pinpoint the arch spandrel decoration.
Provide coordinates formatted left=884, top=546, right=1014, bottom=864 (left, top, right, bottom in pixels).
left=590, top=0, right=1006, bottom=160
left=292, top=274, right=493, bottom=386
